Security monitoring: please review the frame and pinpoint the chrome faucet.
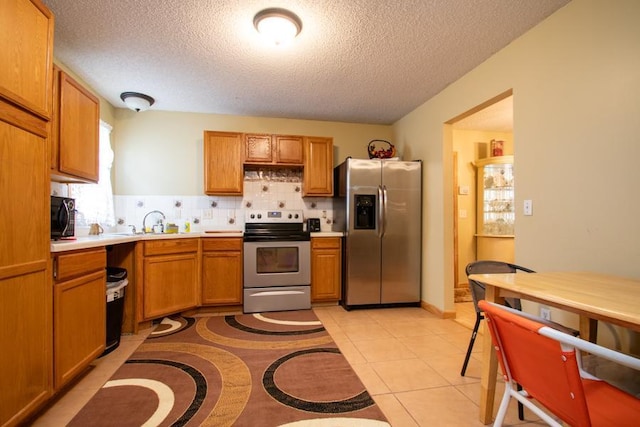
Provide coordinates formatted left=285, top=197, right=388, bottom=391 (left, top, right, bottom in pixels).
left=143, top=210, right=166, bottom=233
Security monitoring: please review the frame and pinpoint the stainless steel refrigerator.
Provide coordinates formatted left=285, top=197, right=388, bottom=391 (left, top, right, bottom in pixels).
left=333, top=158, right=422, bottom=309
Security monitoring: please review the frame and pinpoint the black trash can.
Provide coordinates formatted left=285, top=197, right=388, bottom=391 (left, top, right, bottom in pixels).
left=102, top=267, right=128, bottom=357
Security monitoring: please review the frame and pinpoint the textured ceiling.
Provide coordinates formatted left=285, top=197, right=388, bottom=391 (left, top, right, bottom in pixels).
left=42, top=0, right=569, bottom=125
left=454, top=96, right=513, bottom=132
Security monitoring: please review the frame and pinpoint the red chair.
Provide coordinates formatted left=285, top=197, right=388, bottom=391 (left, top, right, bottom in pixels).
left=479, top=300, right=640, bottom=427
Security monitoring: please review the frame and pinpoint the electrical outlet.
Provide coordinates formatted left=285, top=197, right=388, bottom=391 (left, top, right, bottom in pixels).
left=524, top=199, right=533, bottom=216
left=540, top=307, right=551, bottom=321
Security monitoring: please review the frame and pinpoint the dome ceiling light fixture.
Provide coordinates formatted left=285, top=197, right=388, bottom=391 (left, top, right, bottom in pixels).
left=120, top=92, right=155, bottom=112
left=253, top=8, right=302, bottom=46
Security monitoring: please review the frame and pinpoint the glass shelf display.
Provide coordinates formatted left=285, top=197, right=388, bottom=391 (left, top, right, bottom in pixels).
left=476, top=155, right=514, bottom=236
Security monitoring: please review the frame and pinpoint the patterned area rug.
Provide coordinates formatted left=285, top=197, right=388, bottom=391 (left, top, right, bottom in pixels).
left=69, top=310, right=390, bottom=426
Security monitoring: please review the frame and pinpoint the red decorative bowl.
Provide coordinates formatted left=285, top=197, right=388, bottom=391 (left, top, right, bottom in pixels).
left=368, top=140, right=396, bottom=159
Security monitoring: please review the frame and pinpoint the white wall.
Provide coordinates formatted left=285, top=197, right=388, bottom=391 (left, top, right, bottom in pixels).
left=393, top=0, right=640, bottom=324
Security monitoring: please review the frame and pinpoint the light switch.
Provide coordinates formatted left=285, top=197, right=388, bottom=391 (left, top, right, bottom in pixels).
left=523, top=200, right=533, bottom=216
left=459, top=209, right=467, bottom=218
left=458, top=185, right=469, bottom=195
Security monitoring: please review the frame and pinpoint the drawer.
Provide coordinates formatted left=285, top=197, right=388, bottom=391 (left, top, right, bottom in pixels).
left=311, top=237, right=341, bottom=249
left=202, top=238, right=242, bottom=252
left=55, top=248, right=106, bottom=282
left=144, top=238, right=199, bottom=256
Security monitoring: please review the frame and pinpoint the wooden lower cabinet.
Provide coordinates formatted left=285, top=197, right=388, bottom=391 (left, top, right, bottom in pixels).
left=311, top=237, right=342, bottom=302
left=201, top=238, right=243, bottom=305
left=140, top=239, right=200, bottom=320
left=53, top=248, right=106, bottom=390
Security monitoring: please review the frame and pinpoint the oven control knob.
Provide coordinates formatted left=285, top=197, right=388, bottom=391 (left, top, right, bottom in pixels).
left=250, top=214, right=255, bottom=219
left=257, top=214, right=262, bottom=219
left=288, top=214, right=292, bottom=219
left=294, top=213, right=299, bottom=219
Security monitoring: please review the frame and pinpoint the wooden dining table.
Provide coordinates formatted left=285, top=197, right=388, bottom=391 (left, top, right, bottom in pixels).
left=468, top=271, right=640, bottom=424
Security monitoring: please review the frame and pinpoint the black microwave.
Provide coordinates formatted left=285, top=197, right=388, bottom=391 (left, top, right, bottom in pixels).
left=51, top=196, right=76, bottom=240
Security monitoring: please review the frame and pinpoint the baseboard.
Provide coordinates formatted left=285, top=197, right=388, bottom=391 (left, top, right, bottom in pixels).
left=420, top=300, right=456, bottom=319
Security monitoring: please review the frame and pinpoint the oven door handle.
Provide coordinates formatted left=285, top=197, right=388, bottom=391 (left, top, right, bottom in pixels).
left=249, top=290, right=307, bottom=297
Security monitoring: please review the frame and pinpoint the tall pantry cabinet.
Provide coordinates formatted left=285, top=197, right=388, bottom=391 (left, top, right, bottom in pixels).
left=0, top=0, right=55, bottom=425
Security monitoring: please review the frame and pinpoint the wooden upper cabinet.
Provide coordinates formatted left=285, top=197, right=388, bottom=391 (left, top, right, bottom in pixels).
left=51, top=66, right=100, bottom=183
left=244, top=133, right=303, bottom=165
left=274, top=135, right=304, bottom=164
left=0, top=0, right=54, bottom=119
left=303, top=136, right=334, bottom=196
left=204, top=131, right=244, bottom=195
left=244, top=133, right=273, bottom=163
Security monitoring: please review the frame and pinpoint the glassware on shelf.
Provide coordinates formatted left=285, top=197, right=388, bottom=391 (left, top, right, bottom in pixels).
left=475, top=155, right=515, bottom=236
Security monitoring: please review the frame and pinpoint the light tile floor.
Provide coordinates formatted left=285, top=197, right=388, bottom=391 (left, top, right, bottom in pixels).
left=313, top=304, right=547, bottom=427
left=33, top=303, right=547, bottom=426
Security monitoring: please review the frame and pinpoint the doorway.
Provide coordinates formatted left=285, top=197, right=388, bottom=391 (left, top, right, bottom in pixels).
left=448, top=92, right=514, bottom=323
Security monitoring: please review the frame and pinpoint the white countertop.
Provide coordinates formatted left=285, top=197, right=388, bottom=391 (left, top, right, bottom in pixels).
left=311, top=231, right=343, bottom=237
left=51, top=231, right=242, bottom=252
left=50, top=230, right=342, bottom=252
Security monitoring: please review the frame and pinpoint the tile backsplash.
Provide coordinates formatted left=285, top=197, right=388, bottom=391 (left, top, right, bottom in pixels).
left=112, top=168, right=334, bottom=234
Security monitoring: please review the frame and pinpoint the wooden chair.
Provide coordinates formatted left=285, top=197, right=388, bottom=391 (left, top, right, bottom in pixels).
left=479, top=300, right=640, bottom=426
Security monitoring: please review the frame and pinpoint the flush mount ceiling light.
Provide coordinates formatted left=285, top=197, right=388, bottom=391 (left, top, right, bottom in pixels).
left=120, top=92, right=155, bottom=112
left=253, top=8, right=302, bottom=46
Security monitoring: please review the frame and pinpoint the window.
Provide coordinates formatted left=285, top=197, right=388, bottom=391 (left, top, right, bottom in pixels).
left=68, top=121, right=115, bottom=226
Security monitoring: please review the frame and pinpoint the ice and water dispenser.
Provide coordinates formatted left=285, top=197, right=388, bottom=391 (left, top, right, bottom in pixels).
left=354, top=195, right=376, bottom=229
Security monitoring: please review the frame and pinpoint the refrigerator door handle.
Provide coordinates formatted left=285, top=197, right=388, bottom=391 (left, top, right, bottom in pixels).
left=377, top=185, right=384, bottom=238
left=379, top=185, right=388, bottom=238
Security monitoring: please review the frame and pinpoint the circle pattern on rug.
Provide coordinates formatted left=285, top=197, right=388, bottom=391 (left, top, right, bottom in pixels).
left=225, top=315, right=325, bottom=336
left=149, top=316, right=194, bottom=338
left=125, top=359, right=207, bottom=425
left=263, top=348, right=376, bottom=413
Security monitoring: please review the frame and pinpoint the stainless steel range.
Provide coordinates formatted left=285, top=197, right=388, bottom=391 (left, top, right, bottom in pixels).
left=243, top=209, right=311, bottom=313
